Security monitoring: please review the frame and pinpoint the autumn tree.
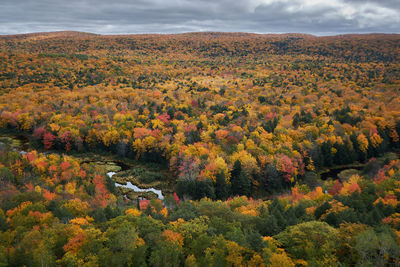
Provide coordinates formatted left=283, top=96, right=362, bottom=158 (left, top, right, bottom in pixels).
left=275, top=221, right=339, bottom=266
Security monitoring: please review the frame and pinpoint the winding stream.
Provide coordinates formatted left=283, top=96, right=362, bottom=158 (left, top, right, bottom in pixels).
left=4, top=132, right=397, bottom=201
left=0, top=133, right=165, bottom=200
left=107, top=172, right=164, bottom=200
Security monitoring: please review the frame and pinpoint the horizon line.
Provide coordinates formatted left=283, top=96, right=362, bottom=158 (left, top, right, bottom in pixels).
left=1, top=30, right=400, bottom=38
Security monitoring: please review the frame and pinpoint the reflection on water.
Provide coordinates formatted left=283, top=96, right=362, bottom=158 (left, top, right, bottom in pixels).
left=107, top=172, right=117, bottom=178
left=107, top=172, right=164, bottom=200
left=1, top=135, right=165, bottom=200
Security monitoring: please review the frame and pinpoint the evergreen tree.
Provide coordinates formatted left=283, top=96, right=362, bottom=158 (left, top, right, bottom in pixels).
left=324, top=212, right=339, bottom=227
left=230, top=160, right=251, bottom=196
left=247, top=231, right=263, bottom=252
left=231, top=160, right=242, bottom=180
left=321, top=141, right=333, bottom=167
left=215, top=171, right=229, bottom=200
left=284, top=207, right=298, bottom=226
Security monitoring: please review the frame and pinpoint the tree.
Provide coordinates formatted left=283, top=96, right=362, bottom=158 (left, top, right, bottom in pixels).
left=177, top=179, right=215, bottom=200
left=215, top=171, right=229, bottom=200
left=275, top=221, right=338, bottom=266
left=269, top=252, right=295, bottom=267
left=336, top=223, right=369, bottom=266
left=230, top=160, right=251, bottom=196
left=0, top=167, right=15, bottom=184
left=247, top=231, right=263, bottom=252
left=149, top=241, right=183, bottom=267
left=204, top=236, right=227, bottom=267
left=101, top=220, right=145, bottom=267
left=355, top=227, right=400, bottom=267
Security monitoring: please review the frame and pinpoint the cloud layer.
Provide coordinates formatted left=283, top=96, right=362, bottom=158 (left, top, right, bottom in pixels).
left=1, top=0, right=399, bottom=35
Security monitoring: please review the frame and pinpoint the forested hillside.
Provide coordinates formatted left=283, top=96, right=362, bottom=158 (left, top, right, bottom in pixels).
left=0, top=32, right=399, bottom=266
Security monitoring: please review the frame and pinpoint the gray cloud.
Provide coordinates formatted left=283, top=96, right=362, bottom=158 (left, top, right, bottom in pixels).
left=0, top=0, right=399, bottom=35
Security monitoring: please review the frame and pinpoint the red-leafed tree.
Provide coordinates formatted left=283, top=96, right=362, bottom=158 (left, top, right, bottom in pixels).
left=43, top=132, right=56, bottom=149
left=328, top=180, right=343, bottom=195
left=60, top=131, right=72, bottom=151
left=92, top=175, right=110, bottom=208
left=33, top=127, right=46, bottom=139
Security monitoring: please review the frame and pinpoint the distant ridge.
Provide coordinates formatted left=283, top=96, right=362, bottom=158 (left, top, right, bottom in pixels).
left=1, top=31, right=399, bottom=62
left=0, top=31, right=98, bottom=40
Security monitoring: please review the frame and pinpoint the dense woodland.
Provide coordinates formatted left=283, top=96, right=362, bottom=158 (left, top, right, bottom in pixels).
left=0, top=31, right=399, bottom=266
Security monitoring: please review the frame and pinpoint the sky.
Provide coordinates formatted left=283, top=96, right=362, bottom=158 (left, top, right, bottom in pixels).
left=0, top=0, right=399, bottom=35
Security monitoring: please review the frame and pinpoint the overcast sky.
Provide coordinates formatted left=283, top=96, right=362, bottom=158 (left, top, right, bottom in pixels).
left=1, top=0, right=399, bottom=35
